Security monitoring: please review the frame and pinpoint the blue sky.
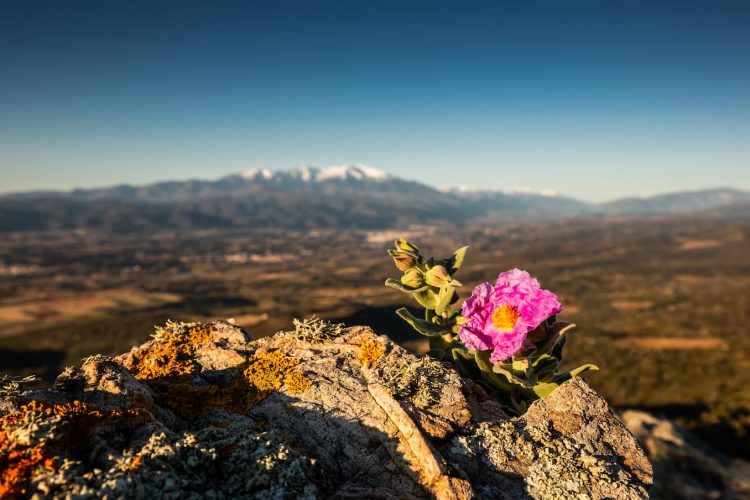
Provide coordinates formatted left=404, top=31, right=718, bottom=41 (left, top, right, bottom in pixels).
left=1, top=0, right=748, bottom=201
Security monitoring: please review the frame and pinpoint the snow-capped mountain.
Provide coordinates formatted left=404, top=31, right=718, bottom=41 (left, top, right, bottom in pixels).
left=1, top=164, right=747, bottom=233
left=237, top=164, right=390, bottom=184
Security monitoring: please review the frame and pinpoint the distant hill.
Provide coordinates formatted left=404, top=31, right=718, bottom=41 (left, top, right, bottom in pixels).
left=599, top=188, right=750, bottom=214
left=0, top=165, right=747, bottom=233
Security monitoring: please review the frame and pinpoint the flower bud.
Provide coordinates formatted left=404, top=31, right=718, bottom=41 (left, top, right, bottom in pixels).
left=425, top=265, right=451, bottom=287
left=400, top=269, right=424, bottom=288
left=392, top=251, right=417, bottom=271
left=395, top=239, right=420, bottom=254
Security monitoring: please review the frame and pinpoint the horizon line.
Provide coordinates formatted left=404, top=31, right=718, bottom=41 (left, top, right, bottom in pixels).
left=0, top=164, right=747, bottom=205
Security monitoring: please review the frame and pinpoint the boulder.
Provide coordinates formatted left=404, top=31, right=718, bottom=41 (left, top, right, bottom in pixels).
left=0, top=319, right=652, bottom=499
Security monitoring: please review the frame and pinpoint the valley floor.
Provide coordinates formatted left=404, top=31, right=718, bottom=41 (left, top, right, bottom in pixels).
left=1, top=213, right=749, bottom=493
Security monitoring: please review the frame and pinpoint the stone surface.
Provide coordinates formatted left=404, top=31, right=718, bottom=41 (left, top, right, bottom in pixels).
left=621, top=409, right=750, bottom=499
left=1, top=320, right=652, bottom=499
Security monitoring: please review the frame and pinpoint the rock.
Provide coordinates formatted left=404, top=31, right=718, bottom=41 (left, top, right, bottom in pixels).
left=451, top=379, right=652, bottom=499
left=621, top=409, right=750, bottom=499
left=0, top=319, right=652, bottom=499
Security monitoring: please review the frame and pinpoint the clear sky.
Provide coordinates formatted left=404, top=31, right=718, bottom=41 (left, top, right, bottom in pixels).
left=1, top=0, right=748, bottom=201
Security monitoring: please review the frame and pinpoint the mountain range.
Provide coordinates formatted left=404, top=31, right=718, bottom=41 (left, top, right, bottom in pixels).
left=1, top=164, right=748, bottom=233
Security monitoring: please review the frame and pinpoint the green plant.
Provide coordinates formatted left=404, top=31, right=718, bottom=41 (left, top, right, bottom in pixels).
left=386, top=238, right=597, bottom=415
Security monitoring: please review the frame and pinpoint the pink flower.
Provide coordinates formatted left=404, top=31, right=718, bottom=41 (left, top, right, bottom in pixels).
left=459, top=269, right=562, bottom=363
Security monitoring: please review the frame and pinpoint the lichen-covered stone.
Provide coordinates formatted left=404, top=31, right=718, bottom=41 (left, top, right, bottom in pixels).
left=449, top=379, right=652, bottom=499
left=0, top=320, right=652, bottom=499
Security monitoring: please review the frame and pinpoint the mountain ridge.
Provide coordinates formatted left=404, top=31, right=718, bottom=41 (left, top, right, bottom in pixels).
left=1, top=165, right=748, bottom=233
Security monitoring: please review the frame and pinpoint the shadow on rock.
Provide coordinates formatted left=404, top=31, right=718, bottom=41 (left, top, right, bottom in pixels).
left=0, top=319, right=650, bottom=499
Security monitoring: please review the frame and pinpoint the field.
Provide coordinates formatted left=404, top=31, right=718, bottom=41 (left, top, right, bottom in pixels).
left=1, top=212, right=749, bottom=457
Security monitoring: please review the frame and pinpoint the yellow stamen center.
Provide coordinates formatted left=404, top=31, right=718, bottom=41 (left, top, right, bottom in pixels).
left=492, top=304, right=520, bottom=331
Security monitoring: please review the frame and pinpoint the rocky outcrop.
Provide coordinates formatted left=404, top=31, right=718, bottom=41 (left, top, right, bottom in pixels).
left=621, top=410, right=750, bottom=499
left=0, top=319, right=652, bottom=498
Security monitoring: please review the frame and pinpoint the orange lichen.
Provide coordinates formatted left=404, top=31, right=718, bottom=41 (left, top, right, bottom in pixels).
left=358, top=339, right=385, bottom=367
left=129, top=323, right=312, bottom=418
left=284, top=370, right=312, bottom=395
left=0, top=400, right=146, bottom=498
left=244, top=350, right=300, bottom=393
left=0, top=439, right=54, bottom=499
left=243, top=351, right=311, bottom=401
left=128, top=323, right=222, bottom=417
left=131, top=323, right=214, bottom=382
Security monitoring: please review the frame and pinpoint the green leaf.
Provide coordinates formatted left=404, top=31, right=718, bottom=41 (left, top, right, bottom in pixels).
left=445, top=246, right=469, bottom=275
left=553, top=364, right=599, bottom=383
left=395, top=238, right=420, bottom=254
left=413, top=288, right=438, bottom=309
left=532, top=382, right=559, bottom=398
left=531, top=354, right=559, bottom=382
left=395, top=307, right=450, bottom=336
left=434, top=285, right=453, bottom=315
left=450, top=313, right=467, bottom=334
left=509, top=392, right=530, bottom=415
left=384, top=278, right=427, bottom=294
left=476, top=350, right=524, bottom=390
left=452, top=348, right=482, bottom=379
left=549, top=334, right=567, bottom=362
left=511, top=358, right=532, bottom=375
left=539, top=322, right=576, bottom=356
left=491, top=357, right=537, bottom=388
left=569, top=363, right=599, bottom=377
left=428, top=334, right=453, bottom=351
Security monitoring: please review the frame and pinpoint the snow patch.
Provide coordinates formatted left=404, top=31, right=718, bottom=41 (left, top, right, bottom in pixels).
left=241, top=167, right=275, bottom=180
left=451, top=186, right=558, bottom=197
left=236, top=164, right=390, bottom=183
left=317, top=164, right=389, bottom=181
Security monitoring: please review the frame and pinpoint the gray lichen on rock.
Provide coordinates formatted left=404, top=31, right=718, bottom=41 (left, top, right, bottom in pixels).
left=0, top=319, right=652, bottom=499
left=381, top=354, right=451, bottom=409
left=278, top=315, right=346, bottom=343
left=34, top=425, right=317, bottom=499
left=451, top=379, right=652, bottom=499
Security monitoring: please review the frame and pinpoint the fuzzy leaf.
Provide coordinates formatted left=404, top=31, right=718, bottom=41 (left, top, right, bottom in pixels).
left=434, top=286, right=453, bottom=315
left=395, top=239, right=420, bottom=254
left=509, top=392, right=529, bottom=415
left=549, top=334, right=567, bottom=362
left=395, top=307, right=450, bottom=336
left=553, top=364, right=599, bottom=383
left=413, top=288, right=438, bottom=309
left=445, top=246, right=469, bottom=275
left=492, top=357, right=537, bottom=388
left=477, top=351, right=527, bottom=389
left=539, top=322, right=575, bottom=355
left=532, top=382, right=559, bottom=398
left=531, top=354, right=559, bottom=382
left=384, top=278, right=427, bottom=294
